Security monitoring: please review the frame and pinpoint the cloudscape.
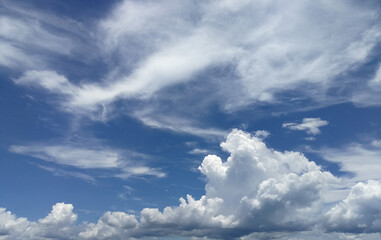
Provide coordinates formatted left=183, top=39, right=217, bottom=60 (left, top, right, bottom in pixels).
left=1, top=0, right=381, bottom=239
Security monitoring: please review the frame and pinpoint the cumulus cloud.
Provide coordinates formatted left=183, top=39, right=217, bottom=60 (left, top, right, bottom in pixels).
left=3, top=130, right=381, bottom=239
left=0, top=207, right=28, bottom=237
left=0, top=203, right=79, bottom=240
left=325, top=180, right=381, bottom=233
left=79, top=211, right=138, bottom=239
left=283, top=118, right=329, bottom=135
left=101, top=129, right=337, bottom=238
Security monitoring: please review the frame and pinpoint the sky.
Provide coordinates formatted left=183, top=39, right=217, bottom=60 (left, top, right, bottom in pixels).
left=1, top=0, right=381, bottom=239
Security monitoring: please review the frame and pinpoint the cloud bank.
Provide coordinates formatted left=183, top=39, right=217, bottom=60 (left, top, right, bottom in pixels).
left=2, top=130, right=381, bottom=239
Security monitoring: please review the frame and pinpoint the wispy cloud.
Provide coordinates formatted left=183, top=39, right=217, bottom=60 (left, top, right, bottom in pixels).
left=0, top=1, right=88, bottom=71
left=36, top=165, right=96, bottom=184
left=10, top=0, right=381, bottom=124
left=10, top=144, right=120, bottom=169
left=9, top=143, right=165, bottom=180
left=133, top=109, right=226, bottom=139
left=319, top=141, right=381, bottom=182
left=283, top=118, right=329, bottom=135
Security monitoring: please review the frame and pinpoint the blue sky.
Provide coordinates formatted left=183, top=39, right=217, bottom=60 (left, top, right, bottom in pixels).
left=1, top=0, right=381, bottom=239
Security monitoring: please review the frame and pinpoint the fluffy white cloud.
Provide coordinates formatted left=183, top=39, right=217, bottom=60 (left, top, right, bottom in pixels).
left=283, top=118, right=329, bottom=135
left=325, top=180, right=381, bottom=233
left=198, top=130, right=335, bottom=231
left=33, top=203, right=78, bottom=239
left=79, top=211, right=138, bottom=239
left=0, top=203, right=79, bottom=240
left=0, top=208, right=28, bottom=237
left=2, top=130, right=381, bottom=239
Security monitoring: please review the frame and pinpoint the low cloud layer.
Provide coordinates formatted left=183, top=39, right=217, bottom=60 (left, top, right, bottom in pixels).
left=2, top=130, right=381, bottom=239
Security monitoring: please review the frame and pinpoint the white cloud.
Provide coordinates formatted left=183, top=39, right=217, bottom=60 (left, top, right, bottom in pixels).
left=0, top=203, right=79, bottom=240
left=0, top=16, right=73, bottom=55
left=37, top=165, right=96, bottom=183
left=254, top=130, right=270, bottom=139
left=15, top=70, right=77, bottom=96
left=3, top=130, right=381, bottom=238
left=133, top=109, right=226, bottom=139
left=188, top=148, right=210, bottom=155
left=12, top=0, right=381, bottom=119
left=0, top=41, right=44, bottom=69
left=79, top=211, right=138, bottom=239
left=0, top=208, right=28, bottom=238
left=283, top=118, right=329, bottom=135
left=9, top=144, right=165, bottom=180
left=0, top=2, right=86, bottom=71
left=369, top=64, right=381, bottom=87
left=325, top=180, right=381, bottom=233
left=14, top=70, right=226, bottom=138
left=134, top=129, right=337, bottom=237
left=10, top=145, right=120, bottom=169
left=117, top=166, right=166, bottom=179
left=320, top=143, right=381, bottom=182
